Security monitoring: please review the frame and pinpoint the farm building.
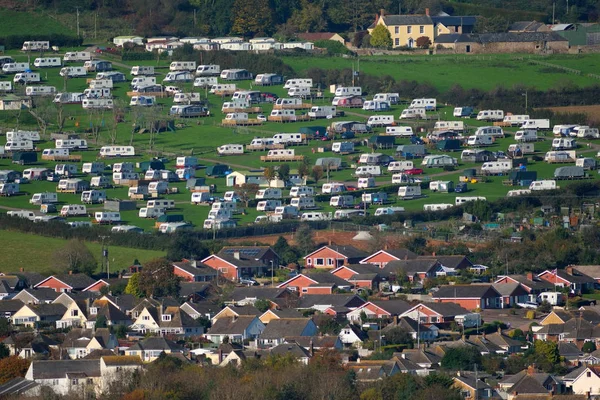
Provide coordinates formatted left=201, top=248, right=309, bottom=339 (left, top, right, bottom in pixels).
left=435, top=32, right=569, bottom=54
left=432, top=15, right=477, bottom=34
left=368, top=11, right=434, bottom=49
left=226, top=171, right=268, bottom=187
left=296, top=32, right=346, bottom=45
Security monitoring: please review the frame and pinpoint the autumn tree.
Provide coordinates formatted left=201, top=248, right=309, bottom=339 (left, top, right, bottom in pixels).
left=52, top=240, right=97, bottom=275
left=370, top=24, right=392, bottom=49
left=231, top=0, right=274, bottom=37
left=0, top=356, right=30, bottom=384
left=416, top=36, right=432, bottom=49
left=311, top=166, right=324, bottom=183
left=235, top=183, right=260, bottom=207
left=138, top=258, right=181, bottom=298
left=264, top=166, right=276, bottom=182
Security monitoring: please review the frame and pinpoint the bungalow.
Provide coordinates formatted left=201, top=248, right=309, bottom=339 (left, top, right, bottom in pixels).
left=419, top=255, right=473, bottom=271
left=494, top=273, right=553, bottom=301
left=34, top=273, right=96, bottom=293
left=130, top=304, right=203, bottom=337
left=12, top=288, right=60, bottom=305
left=125, top=337, right=184, bottom=362
left=538, top=267, right=595, bottom=294
left=339, top=324, right=369, bottom=348
left=204, top=316, right=265, bottom=344
left=259, top=308, right=304, bottom=324
left=285, top=335, right=343, bottom=351
left=453, top=374, right=496, bottom=399
left=0, top=299, right=25, bottom=318
left=173, top=260, right=218, bottom=282
left=227, top=287, right=293, bottom=306
left=296, top=294, right=366, bottom=313
left=258, top=318, right=318, bottom=348
left=304, top=245, right=368, bottom=269
left=277, top=272, right=351, bottom=296
left=11, top=303, right=66, bottom=327
left=201, top=246, right=279, bottom=282
left=179, top=281, right=212, bottom=302
left=383, top=317, right=438, bottom=342
left=346, top=300, right=411, bottom=323
left=347, top=360, right=401, bottom=381
left=567, top=265, right=600, bottom=284
left=432, top=284, right=502, bottom=310
left=492, top=282, right=529, bottom=307
left=399, top=302, right=473, bottom=326
left=470, top=330, right=524, bottom=354
left=394, top=349, right=441, bottom=369
left=384, top=259, right=441, bottom=283
left=269, top=343, right=311, bottom=365
left=180, top=301, right=219, bottom=320
left=331, top=264, right=384, bottom=290
left=359, top=248, right=418, bottom=268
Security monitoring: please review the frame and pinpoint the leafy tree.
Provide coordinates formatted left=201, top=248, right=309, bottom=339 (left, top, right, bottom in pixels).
left=380, top=372, right=419, bottom=400
left=295, top=224, right=315, bottom=256
left=95, top=315, right=108, bottom=329
left=0, top=344, right=8, bottom=360
left=231, top=0, right=273, bottom=37
left=125, top=273, right=144, bottom=298
left=385, top=327, right=413, bottom=346
left=52, top=240, right=97, bottom=275
left=441, top=346, right=482, bottom=370
left=138, top=258, right=181, bottom=298
left=481, top=355, right=502, bottom=374
left=166, top=234, right=208, bottom=261
left=278, top=164, right=290, bottom=183
left=254, top=299, right=271, bottom=312
left=416, top=36, right=432, bottom=49
left=289, top=0, right=327, bottom=32
left=311, top=166, right=324, bottom=183
left=0, top=318, right=11, bottom=337
left=264, top=166, right=276, bottom=182
left=113, top=324, right=128, bottom=339
left=297, top=160, right=310, bottom=180
left=534, top=340, right=560, bottom=365
left=537, top=300, right=552, bottom=313
left=0, top=356, right=30, bottom=383
left=423, top=373, right=455, bottom=388
left=370, top=24, right=392, bottom=49
left=235, top=183, right=260, bottom=208
left=583, top=341, right=596, bottom=353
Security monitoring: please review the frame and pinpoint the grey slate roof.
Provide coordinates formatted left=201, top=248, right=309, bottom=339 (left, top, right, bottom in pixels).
left=48, top=274, right=96, bottom=290
left=371, top=300, right=411, bottom=315
left=15, top=288, right=60, bottom=303
left=454, top=375, right=492, bottom=390
left=269, top=342, right=311, bottom=358
left=0, top=378, right=38, bottom=396
left=260, top=318, right=313, bottom=339
left=297, top=294, right=366, bottom=309
left=173, top=261, right=217, bottom=277
left=433, top=33, right=476, bottom=43
left=0, top=299, right=24, bottom=313
left=29, top=359, right=101, bottom=379
left=382, top=15, right=433, bottom=26
left=420, top=302, right=471, bottom=316
left=492, top=282, right=528, bottom=297
left=509, top=374, right=550, bottom=394
left=479, top=32, right=567, bottom=43
left=209, top=316, right=258, bottom=335
left=127, top=337, right=182, bottom=352
left=501, top=275, right=553, bottom=291
left=431, top=16, right=477, bottom=27
left=304, top=272, right=352, bottom=287
left=325, top=245, right=368, bottom=259
left=432, top=284, right=500, bottom=299
left=509, top=21, right=547, bottom=32
left=229, top=287, right=288, bottom=302
left=385, top=259, right=439, bottom=275
left=30, top=303, right=67, bottom=317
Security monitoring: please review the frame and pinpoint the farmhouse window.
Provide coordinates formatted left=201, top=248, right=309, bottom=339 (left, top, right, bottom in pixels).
left=395, top=38, right=399, bottom=46
left=407, top=26, right=412, bottom=34
left=420, top=26, right=424, bottom=34
left=395, top=27, right=399, bottom=34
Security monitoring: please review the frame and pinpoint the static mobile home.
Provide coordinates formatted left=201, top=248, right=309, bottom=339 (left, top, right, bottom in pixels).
left=220, top=69, right=253, bottom=81
left=409, top=98, right=436, bottom=110
left=99, top=146, right=135, bottom=157
left=170, top=61, right=197, bottom=71
left=476, top=110, right=504, bottom=121
left=64, top=52, right=91, bottom=62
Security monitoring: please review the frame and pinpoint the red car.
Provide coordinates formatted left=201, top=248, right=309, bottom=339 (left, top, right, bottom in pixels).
left=345, top=185, right=358, bottom=191
left=404, top=168, right=424, bottom=175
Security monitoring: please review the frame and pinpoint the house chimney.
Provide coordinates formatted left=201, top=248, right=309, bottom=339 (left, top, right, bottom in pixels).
left=527, top=364, right=536, bottom=375
left=328, top=239, right=332, bottom=246
left=432, top=252, right=436, bottom=257
left=233, top=251, right=241, bottom=260
left=425, top=8, right=430, bottom=16
left=69, top=270, right=73, bottom=275
left=527, top=272, right=534, bottom=281
left=566, top=266, right=574, bottom=275
left=380, top=9, right=385, bottom=17
left=191, top=260, right=197, bottom=268
left=498, top=326, right=502, bottom=334
left=393, top=315, right=398, bottom=325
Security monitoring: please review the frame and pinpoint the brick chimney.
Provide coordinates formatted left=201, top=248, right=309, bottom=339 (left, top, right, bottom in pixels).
left=68, top=270, right=73, bottom=275
left=566, top=266, right=574, bottom=275
left=527, top=272, right=534, bottom=281
left=527, top=364, right=536, bottom=375
left=19, top=268, right=24, bottom=272
left=380, top=9, right=385, bottom=17
left=425, top=8, right=430, bottom=16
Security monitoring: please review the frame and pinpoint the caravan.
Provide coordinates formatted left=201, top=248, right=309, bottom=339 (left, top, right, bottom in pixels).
left=529, top=180, right=558, bottom=191
left=96, top=71, right=125, bottom=82
left=60, top=205, right=87, bottom=217
left=163, top=71, right=193, bottom=83
left=220, top=69, right=253, bottom=80
left=397, top=186, right=422, bottom=199
left=130, top=66, right=155, bottom=76
left=290, top=197, right=316, bottom=210
left=255, top=188, right=282, bottom=199
left=367, top=115, right=394, bottom=127
left=467, top=135, right=494, bottom=146
left=284, top=79, right=312, bottom=89
left=59, top=67, right=86, bottom=78
left=193, top=76, right=218, bottom=88
left=357, top=177, right=376, bottom=188
left=476, top=110, right=504, bottom=121
left=13, top=73, right=40, bottom=84
left=170, top=61, right=197, bottom=71
left=400, top=108, right=426, bottom=119
left=81, top=190, right=106, bottom=204
left=256, top=200, right=282, bottom=211
left=64, top=52, right=91, bottom=62
left=474, top=126, right=504, bottom=138
left=56, top=139, right=87, bottom=150
left=334, top=86, right=362, bottom=96
left=373, top=93, right=400, bottom=105
left=25, top=86, right=56, bottom=96
left=515, top=130, right=538, bottom=142
left=503, top=114, right=530, bottom=126
left=94, top=212, right=121, bottom=224
left=82, top=162, right=105, bottom=174
left=481, top=161, right=513, bottom=175
left=290, top=186, right=314, bottom=197
left=3, top=63, right=30, bottom=73
left=354, top=166, right=382, bottom=177
left=386, top=126, right=413, bottom=137
left=217, top=144, right=244, bottom=155
left=455, top=196, right=486, bottom=205
left=99, top=146, right=135, bottom=157
left=330, top=195, right=354, bottom=208
left=33, top=57, right=61, bottom=68
left=409, top=98, right=436, bottom=110
left=321, top=182, right=346, bottom=194
left=195, top=64, right=220, bottom=76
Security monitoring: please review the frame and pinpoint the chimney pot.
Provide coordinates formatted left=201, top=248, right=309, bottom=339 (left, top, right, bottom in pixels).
left=566, top=266, right=574, bottom=275
left=69, top=270, right=73, bottom=275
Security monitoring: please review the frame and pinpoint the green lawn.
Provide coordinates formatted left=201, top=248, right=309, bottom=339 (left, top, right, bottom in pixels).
left=0, top=9, right=74, bottom=36
left=0, top=229, right=164, bottom=275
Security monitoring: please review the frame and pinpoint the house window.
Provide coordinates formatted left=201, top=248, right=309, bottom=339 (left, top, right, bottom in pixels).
left=89, top=307, right=97, bottom=315
left=306, top=258, right=312, bottom=265
left=454, top=26, right=459, bottom=33
left=72, top=379, right=79, bottom=385
left=162, top=315, right=171, bottom=321
left=52, top=379, right=59, bottom=385
left=395, top=38, right=399, bottom=46
left=315, top=258, right=324, bottom=266
left=134, top=312, right=139, bottom=318
left=394, top=27, right=399, bottom=34
left=407, top=26, right=412, bottom=34
left=143, top=315, right=149, bottom=321
left=70, top=310, right=79, bottom=317
left=466, top=45, right=471, bottom=53
left=302, top=288, right=308, bottom=293
left=461, top=390, right=472, bottom=398
left=588, top=371, right=592, bottom=377
left=327, top=258, right=334, bottom=266
left=420, top=26, right=424, bottom=34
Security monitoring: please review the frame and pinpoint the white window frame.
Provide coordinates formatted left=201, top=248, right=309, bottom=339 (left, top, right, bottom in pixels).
left=420, top=26, right=424, bottom=34
left=315, top=258, right=324, bottom=266
left=407, top=26, right=412, bottom=34
left=162, top=315, right=171, bottom=321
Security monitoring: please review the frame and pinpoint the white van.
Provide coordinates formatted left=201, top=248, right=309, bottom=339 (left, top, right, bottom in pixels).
left=217, top=144, right=244, bottom=155
left=367, top=115, right=394, bottom=127
left=400, top=108, right=426, bottom=119
left=481, top=161, right=512, bottom=175
left=255, top=188, right=282, bottom=200
left=386, top=126, right=413, bottom=137
left=409, top=98, right=436, bottom=110
left=30, top=192, right=58, bottom=205
left=34, top=57, right=61, bottom=68
left=529, top=180, right=558, bottom=191
left=60, top=205, right=87, bottom=217
left=476, top=110, right=504, bottom=121
left=515, top=130, right=538, bottom=142
left=455, top=196, right=487, bottom=205
left=256, top=200, right=282, bottom=211
left=81, top=190, right=106, bottom=204
left=290, top=186, right=314, bottom=197
left=388, top=161, right=414, bottom=172
left=355, top=166, right=382, bottom=177
left=474, top=126, right=504, bottom=138
left=94, top=212, right=121, bottom=223
left=397, top=186, right=422, bottom=199
left=357, top=177, right=376, bottom=189
left=290, top=197, right=316, bottom=210
left=139, top=207, right=166, bottom=218
left=330, top=195, right=354, bottom=208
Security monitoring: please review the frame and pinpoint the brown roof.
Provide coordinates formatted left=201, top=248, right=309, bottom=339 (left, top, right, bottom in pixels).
left=296, top=32, right=343, bottom=42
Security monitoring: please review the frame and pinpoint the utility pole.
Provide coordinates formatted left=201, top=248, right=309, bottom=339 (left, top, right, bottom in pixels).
left=76, top=7, right=80, bottom=37
left=99, top=235, right=109, bottom=279
left=474, top=364, right=478, bottom=400
left=417, top=309, right=420, bottom=349
left=95, top=13, right=97, bottom=39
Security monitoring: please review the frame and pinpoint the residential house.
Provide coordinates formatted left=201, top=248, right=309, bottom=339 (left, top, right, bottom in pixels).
left=346, top=300, right=411, bottom=323
left=390, top=355, right=427, bottom=375
left=34, top=274, right=96, bottom=293
left=347, top=360, right=400, bottom=382
left=296, top=294, right=366, bottom=313
left=204, top=316, right=265, bottom=344
left=567, top=264, right=600, bottom=284
left=258, top=318, right=318, bottom=348
left=304, top=245, right=368, bottom=269
left=13, top=288, right=60, bottom=304
left=494, top=274, right=553, bottom=302
left=339, top=324, right=369, bottom=348
left=0, top=299, right=24, bottom=318
left=432, top=15, right=477, bottom=35
left=558, top=342, right=584, bottom=363
left=399, top=302, right=473, bottom=326
left=432, top=284, right=502, bottom=310
left=570, top=365, right=600, bottom=396
left=296, top=32, right=345, bottom=45
left=331, top=264, right=384, bottom=290
left=211, top=305, right=262, bottom=324
left=2, top=333, right=58, bottom=359
left=130, top=304, right=203, bottom=337
left=86, top=300, right=132, bottom=327
left=0, top=377, right=39, bottom=396
left=180, top=301, right=219, bottom=320
left=201, top=246, right=279, bottom=282
left=538, top=267, right=595, bottom=294
left=25, top=359, right=101, bottom=396
left=277, top=272, right=351, bottom=295
left=382, top=317, right=438, bottom=342
left=509, top=21, right=551, bottom=33
left=359, top=248, right=418, bottom=268
left=498, top=366, right=563, bottom=398
left=469, top=330, right=524, bottom=354
left=173, top=260, right=218, bottom=282
left=285, top=335, right=343, bottom=352
left=179, top=281, right=212, bottom=302
left=506, top=374, right=554, bottom=400
left=125, top=337, right=184, bottom=362
left=385, top=259, right=441, bottom=283
left=56, top=300, right=91, bottom=329
left=219, top=349, right=260, bottom=367
left=62, top=328, right=118, bottom=359
left=97, top=294, right=139, bottom=316
left=453, top=373, right=496, bottom=399
left=227, top=287, right=293, bottom=306
left=99, top=356, right=143, bottom=392
left=268, top=342, right=311, bottom=365
left=11, top=303, right=66, bottom=327
left=395, top=349, right=441, bottom=370
left=419, top=255, right=473, bottom=271
left=259, top=308, right=304, bottom=324
left=368, top=10, right=435, bottom=49
left=492, top=282, right=529, bottom=307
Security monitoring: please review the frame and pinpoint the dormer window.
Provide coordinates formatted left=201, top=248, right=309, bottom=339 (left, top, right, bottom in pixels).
left=162, top=315, right=171, bottom=321
left=89, top=307, right=97, bottom=315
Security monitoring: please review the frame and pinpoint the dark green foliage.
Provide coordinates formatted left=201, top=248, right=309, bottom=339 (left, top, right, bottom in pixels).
left=441, top=346, right=482, bottom=370
left=166, top=234, right=209, bottom=261
left=0, top=318, right=12, bottom=338
left=314, top=40, right=354, bottom=55
left=95, top=315, right=108, bottom=329
left=254, top=299, right=271, bottom=313
left=583, top=341, right=597, bottom=353
left=384, top=327, right=414, bottom=346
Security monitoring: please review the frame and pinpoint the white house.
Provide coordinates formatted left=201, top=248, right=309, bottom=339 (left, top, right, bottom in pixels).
left=571, top=366, right=600, bottom=396
left=205, top=316, right=265, bottom=344
left=113, top=36, right=144, bottom=47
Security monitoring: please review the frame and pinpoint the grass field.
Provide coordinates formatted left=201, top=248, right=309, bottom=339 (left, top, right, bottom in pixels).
left=1, top=51, right=599, bottom=233
left=281, top=53, right=600, bottom=92
left=0, top=230, right=165, bottom=274
left=0, top=9, right=74, bottom=37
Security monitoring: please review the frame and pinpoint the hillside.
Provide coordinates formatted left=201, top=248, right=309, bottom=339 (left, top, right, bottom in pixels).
left=0, top=9, right=74, bottom=37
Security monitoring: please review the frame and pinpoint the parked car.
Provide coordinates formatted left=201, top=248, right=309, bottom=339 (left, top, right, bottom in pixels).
left=345, top=185, right=358, bottom=191
left=404, top=168, right=424, bottom=175
left=239, top=277, right=258, bottom=286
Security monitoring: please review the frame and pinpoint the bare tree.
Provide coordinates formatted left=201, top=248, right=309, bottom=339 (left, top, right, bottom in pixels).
left=87, top=106, right=107, bottom=144
left=28, top=97, right=54, bottom=137
left=108, top=99, right=125, bottom=144
left=55, top=102, right=70, bottom=134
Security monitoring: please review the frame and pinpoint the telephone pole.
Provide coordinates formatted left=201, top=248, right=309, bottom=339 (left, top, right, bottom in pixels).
left=99, top=235, right=109, bottom=279
left=76, top=7, right=80, bottom=37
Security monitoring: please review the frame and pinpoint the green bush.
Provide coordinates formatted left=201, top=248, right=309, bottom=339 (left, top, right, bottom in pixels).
left=313, top=40, right=353, bottom=56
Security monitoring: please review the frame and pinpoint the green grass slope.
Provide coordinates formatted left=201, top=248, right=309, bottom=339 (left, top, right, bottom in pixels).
left=0, top=9, right=74, bottom=37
